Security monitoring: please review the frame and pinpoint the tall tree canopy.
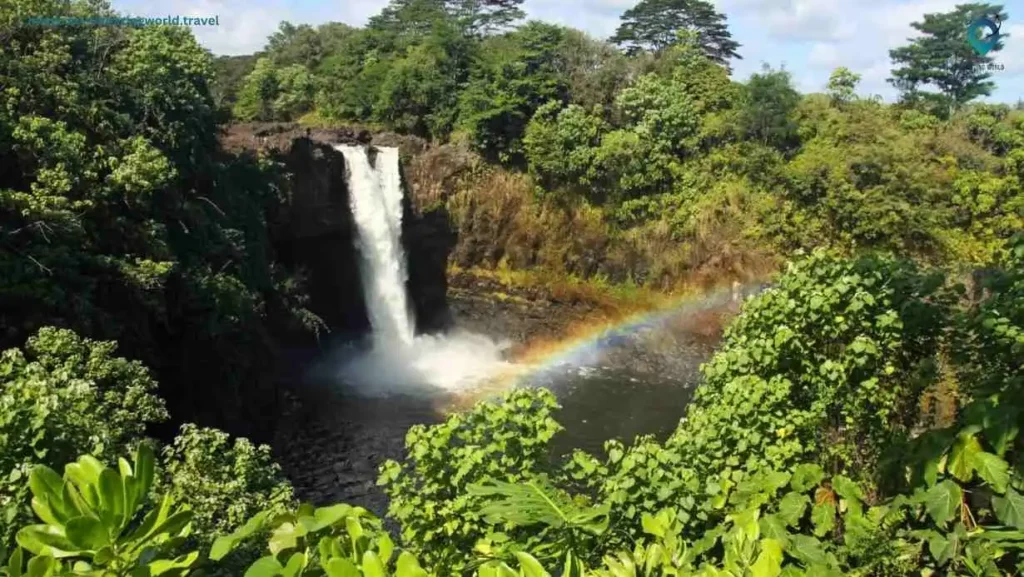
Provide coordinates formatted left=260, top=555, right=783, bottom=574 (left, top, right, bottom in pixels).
left=610, top=0, right=740, bottom=65
left=369, top=0, right=525, bottom=38
left=889, top=3, right=1007, bottom=114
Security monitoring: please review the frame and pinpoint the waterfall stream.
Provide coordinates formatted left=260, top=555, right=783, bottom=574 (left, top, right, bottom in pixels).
left=330, top=145, right=509, bottom=394
left=336, top=145, right=414, bottom=346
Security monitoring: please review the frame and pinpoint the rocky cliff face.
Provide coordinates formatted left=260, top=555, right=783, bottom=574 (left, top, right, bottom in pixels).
left=246, top=125, right=453, bottom=340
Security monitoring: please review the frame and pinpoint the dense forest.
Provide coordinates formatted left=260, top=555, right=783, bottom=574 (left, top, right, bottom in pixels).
left=1, top=0, right=1022, bottom=575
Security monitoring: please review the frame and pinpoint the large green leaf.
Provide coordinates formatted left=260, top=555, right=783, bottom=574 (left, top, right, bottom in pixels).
left=972, top=452, right=1009, bottom=493
left=65, top=516, right=111, bottom=550
left=789, top=465, right=825, bottom=492
left=993, top=488, right=1024, bottom=529
left=759, top=514, right=791, bottom=545
left=210, top=511, right=270, bottom=561
left=829, top=476, right=862, bottom=503
left=375, top=533, right=394, bottom=565
left=245, top=556, right=285, bottom=577
left=923, top=481, right=961, bottom=526
left=149, top=551, right=199, bottom=575
left=362, top=550, right=386, bottom=577
left=145, top=510, right=193, bottom=544
left=788, top=535, right=828, bottom=566
left=300, top=504, right=354, bottom=533
left=65, top=456, right=104, bottom=489
left=133, top=444, right=156, bottom=502
left=777, top=492, right=809, bottom=527
left=97, top=469, right=125, bottom=532
left=927, top=530, right=959, bottom=566
left=470, top=477, right=608, bottom=534
left=269, top=521, right=304, bottom=555
left=948, top=434, right=982, bottom=482
left=28, top=467, right=63, bottom=508
left=24, top=555, right=55, bottom=577
left=395, top=551, right=428, bottom=577
left=810, top=503, right=835, bottom=537
left=62, top=482, right=94, bottom=520
left=15, top=525, right=82, bottom=558
left=127, top=494, right=169, bottom=545
left=282, top=552, right=308, bottom=577
left=750, top=538, right=783, bottom=577
left=478, top=561, right=520, bottom=577
left=325, top=557, right=360, bottom=577
left=514, top=552, right=551, bottom=577
left=7, top=546, right=23, bottom=577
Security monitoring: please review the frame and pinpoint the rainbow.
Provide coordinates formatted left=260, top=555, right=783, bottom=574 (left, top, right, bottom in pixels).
left=448, top=281, right=766, bottom=405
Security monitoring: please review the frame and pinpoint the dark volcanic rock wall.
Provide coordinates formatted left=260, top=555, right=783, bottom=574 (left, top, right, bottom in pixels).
left=274, top=138, right=369, bottom=337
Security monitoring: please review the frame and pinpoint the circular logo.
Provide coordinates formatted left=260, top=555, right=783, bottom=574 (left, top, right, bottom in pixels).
left=967, top=15, right=1002, bottom=55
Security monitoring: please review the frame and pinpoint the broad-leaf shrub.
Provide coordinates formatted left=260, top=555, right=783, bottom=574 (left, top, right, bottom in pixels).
left=378, top=388, right=563, bottom=572
left=0, top=328, right=167, bottom=548
left=573, top=251, right=951, bottom=543
left=211, top=503, right=430, bottom=577
left=12, top=445, right=198, bottom=576
left=469, top=475, right=609, bottom=568
left=160, top=424, right=295, bottom=573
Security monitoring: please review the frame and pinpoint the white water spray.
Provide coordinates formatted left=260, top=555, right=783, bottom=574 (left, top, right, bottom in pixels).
left=332, top=145, right=509, bottom=394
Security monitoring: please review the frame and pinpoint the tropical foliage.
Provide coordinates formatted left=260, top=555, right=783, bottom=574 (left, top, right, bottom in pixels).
left=1, top=0, right=1023, bottom=576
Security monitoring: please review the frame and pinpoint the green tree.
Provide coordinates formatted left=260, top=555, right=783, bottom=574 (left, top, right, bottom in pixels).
left=374, top=21, right=474, bottom=137
left=888, top=3, right=1007, bottom=114
left=610, top=0, right=741, bottom=66
left=740, top=65, right=801, bottom=150
left=369, top=0, right=453, bottom=42
left=556, top=30, right=633, bottom=114
left=447, top=0, right=525, bottom=36
left=524, top=101, right=607, bottom=201
left=210, top=55, right=258, bottom=114
left=825, top=66, right=861, bottom=105
left=1, top=0, right=319, bottom=446
left=457, top=22, right=569, bottom=164
left=233, top=57, right=279, bottom=121
left=266, top=22, right=326, bottom=67
left=274, top=64, right=317, bottom=120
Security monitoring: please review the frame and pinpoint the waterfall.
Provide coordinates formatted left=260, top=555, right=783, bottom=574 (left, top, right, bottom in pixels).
left=329, top=144, right=509, bottom=395
left=336, top=145, right=414, bottom=346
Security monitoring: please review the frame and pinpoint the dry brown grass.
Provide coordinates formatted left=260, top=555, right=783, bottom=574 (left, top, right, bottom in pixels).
left=407, top=144, right=780, bottom=303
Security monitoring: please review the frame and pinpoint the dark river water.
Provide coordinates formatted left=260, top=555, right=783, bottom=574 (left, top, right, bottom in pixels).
left=274, top=298, right=732, bottom=516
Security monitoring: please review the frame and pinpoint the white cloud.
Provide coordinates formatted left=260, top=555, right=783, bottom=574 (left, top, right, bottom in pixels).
left=188, top=1, right=287, bottom=55
left=523, top=0, right=628, bottom=39
left=116, top=0, right=289, bottom=54
left=870, top=0, right=957, bottom=45
left=334, top=0, right=390, bottom=27
left=723, top=0, right=855, bottom=41
left=992, top=23, right=1024, bottom=75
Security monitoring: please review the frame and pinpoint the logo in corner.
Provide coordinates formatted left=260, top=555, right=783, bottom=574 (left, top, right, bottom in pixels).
left=967, top=14, right=1002, bottom=55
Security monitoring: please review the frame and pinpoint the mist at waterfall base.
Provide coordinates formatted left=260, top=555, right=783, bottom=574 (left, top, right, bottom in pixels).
left=321, top=145, right=512, bottom=396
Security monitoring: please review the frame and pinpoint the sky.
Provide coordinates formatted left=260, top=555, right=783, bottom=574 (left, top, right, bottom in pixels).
left=111, top=0, right=1024, bottom=102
